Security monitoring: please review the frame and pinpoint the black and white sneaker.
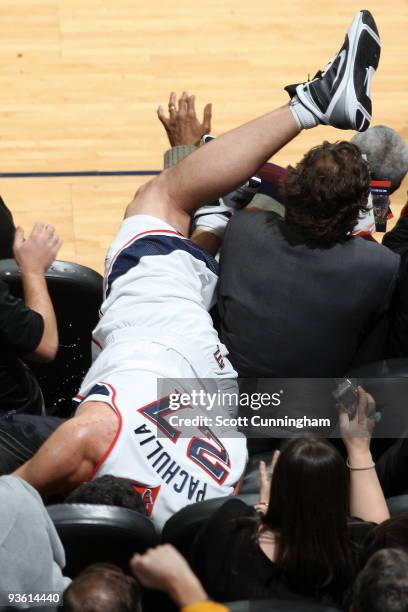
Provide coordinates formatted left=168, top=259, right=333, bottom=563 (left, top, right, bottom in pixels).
left=193, top=175, right=261, bottom=236
left=286, top=10, right=380, bottom=132
left=222, top=175, right=262, bottom=210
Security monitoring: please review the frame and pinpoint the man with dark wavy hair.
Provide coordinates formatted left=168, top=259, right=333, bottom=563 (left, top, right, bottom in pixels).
left=283, top=141, right=371, bottom=246
left=217, top=139, right=400, bottom=378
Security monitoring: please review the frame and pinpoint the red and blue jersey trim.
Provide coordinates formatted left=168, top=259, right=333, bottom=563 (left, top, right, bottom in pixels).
left=105, top=231, right=219, bottom=297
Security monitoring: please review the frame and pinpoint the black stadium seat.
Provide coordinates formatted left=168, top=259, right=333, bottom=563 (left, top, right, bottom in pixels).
left=47, top=503, right=159, bottom=577
left=0, top=259, right=103, bottom=416
left=228, top=600, right=341, bottom=612
left=387, top=495, right=408, bottom=516
left=161, top=497, right=227, bottom=559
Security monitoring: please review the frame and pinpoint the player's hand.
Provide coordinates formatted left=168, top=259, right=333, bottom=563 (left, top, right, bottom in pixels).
left=255, top=450, right=280, bottom=513
left=157, top=91, right=212, bottom=147
left=13, top=222, right=62, bottom=274
left=130, top=544, right=207, bottom=607
left=339, top=386, right=376, bottom=460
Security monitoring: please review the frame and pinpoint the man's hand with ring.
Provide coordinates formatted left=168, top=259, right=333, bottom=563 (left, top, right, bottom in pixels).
left=157, top=91, right=212, bottom=147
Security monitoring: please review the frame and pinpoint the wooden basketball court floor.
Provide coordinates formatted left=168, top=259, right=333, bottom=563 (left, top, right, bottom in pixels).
left=0, top=0, right=406, bottom=273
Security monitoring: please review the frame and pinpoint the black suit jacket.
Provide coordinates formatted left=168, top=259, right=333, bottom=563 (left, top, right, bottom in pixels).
left=218, top=210, right=400, bottom=377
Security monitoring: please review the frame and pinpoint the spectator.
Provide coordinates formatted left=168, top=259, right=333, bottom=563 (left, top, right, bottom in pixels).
left=131, top=544, right=228, bottom=612
left=191, top=389, right=388, bottom=608
left=62, top=563, right=141, bottom=612
left=351, top=126, right=408, bottom=194
left=351, top=548, right=408, bottom=612
left=158, top=96, right=400, bottom=378
left=0, top=475, right=70, bottom=608
left=383, top=213, right=408, bottom=357
left=220, top=142, right=400, bottom=377
left=351, top=127, right=408, bottom=357
left=0, top=196, right=15, bottom=259
left=0, top=413, right=65, bottom=475
left=65, top=475, right=147, bottom=515
left=0, top=222, right=62, bottom=415
left=0, top=222, right=63, bottom=476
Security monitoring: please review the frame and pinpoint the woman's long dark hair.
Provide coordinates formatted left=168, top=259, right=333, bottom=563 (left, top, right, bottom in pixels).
left=260, top=437, right=353, bottom=602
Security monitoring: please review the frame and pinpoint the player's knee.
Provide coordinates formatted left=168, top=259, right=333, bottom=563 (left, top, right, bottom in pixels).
left=133, top=179, right=152, bottom=200
left=126, top=176, right=163, bottom=217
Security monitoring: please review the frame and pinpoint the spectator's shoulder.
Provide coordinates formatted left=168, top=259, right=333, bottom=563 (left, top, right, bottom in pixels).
left=351, top=236, right=400, bottom=274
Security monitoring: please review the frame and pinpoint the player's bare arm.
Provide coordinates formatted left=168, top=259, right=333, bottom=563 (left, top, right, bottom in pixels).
left=14, top=402, right=118, bottom=497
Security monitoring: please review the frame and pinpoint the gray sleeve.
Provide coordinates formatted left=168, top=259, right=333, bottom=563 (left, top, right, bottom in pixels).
left=0, top=476, right=70, bottom=607
left=163, top=145, right=197, bottom=169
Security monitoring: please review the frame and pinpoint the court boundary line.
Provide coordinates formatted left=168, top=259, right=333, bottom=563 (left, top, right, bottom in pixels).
left=0, top=170, right=161, bottom=178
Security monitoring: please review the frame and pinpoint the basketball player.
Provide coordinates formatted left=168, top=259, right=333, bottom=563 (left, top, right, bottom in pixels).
left=15, top=10, right=381, bottom=528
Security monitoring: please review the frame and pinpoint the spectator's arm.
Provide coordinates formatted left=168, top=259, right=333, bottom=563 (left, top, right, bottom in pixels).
left=189, top=229, right=222, bottom=257
left=13, top=223, right=62, bottom=362
left=158, top=91, right=212, bottom=152
left=340, top=387, right=390, bottom=524
left=20, top=272, right=58, bottom=362
left=131, top=544, right=221, bottom=610
left=254, top=451, right=280, bottom=513
left=164, top=145, right=197, bottom=169
left=158, top=91, right=223, bottom=254
left=159, top=91, right=202, bottom=167
left=0, top=280, right=45, bottom=357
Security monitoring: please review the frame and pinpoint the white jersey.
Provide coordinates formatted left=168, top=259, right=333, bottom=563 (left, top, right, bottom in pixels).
left=76, top=214, right=247, bottom=528
left=77, top=355, right=246, bottom=530
left=92, top=214, right=230, bottom=374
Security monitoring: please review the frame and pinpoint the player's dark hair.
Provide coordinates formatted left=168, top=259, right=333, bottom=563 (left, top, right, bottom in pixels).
left=64, top=475, right=147, bottom=515
left=283, top=141, right=370, bottom=246
left=260, top=436, right=353, bottom=603
left=62, top=563, right=142, bottom=612
left=353, top=548, right=408, bottom=612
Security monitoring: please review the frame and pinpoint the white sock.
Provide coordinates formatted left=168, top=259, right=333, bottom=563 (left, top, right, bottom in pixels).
left=289, top=95, right=320, bottom=129
left=194, top=211, right=230, bottom=238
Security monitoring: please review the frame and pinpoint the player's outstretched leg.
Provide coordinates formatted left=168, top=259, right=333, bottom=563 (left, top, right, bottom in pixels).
left=128, top=11, right=381, bottom=233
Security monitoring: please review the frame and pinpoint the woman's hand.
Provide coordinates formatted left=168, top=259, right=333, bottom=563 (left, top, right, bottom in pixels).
left=255, top=450, right=280, bottom=513
left=339, top=386, right=376, bottom=465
